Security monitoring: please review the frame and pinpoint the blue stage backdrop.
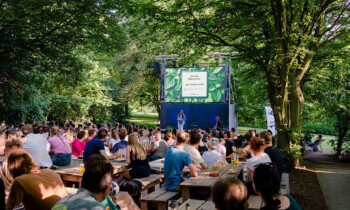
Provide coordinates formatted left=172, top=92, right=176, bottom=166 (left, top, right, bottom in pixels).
left=160, top=103, right=229, bottom=130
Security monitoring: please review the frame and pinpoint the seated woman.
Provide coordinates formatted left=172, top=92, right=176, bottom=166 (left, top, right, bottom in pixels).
left=121, top=133, right=151, bottom=179
left=211, top=177, right=248, bottom=210
left=6, top=149, right=67, bottom=210
left=48, top=126, right=72, bottom=166
left=245, top=137, right=271, bottom=195
left=253, top=163, right=301, bottom=210
left=72, top=131, right=86, bottom=157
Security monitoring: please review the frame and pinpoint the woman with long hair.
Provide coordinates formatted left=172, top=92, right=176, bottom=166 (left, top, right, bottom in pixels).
left=177, top=110, right=186, bottom=131
left=48, top=126, right=72, bottom=166
left=6, top=149, right=67, bottom=210
left=121, top=133, right=151, bottom=179
left=253, top=164, right=301, bottom=210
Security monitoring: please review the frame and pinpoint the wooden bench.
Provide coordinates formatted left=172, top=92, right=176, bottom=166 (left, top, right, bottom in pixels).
left=280, top=173, right=290, bottom=194
left=178, top=199, right=215, bottom=210
left=140, top=189, right=180, bottom=210
left=134, top=174, right=164, bottom=196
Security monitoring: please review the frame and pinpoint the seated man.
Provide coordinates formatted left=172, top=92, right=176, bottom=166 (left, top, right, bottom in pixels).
left=164, top=132, right=198, bottom=191
left=260, top=131, right=283, bottom=179
left=184, top=133, right=208, bottom=169
left=202, top=141, right=225, bottom=166
left=21, top=125, right=52, bottom=168
left=307, top=134, right=323, bottom=147
left=111, top=130, right=128, bottom=156
left=53, top=155, right=114, bottom=209
left=149, top=131, right=168, bottom=161
left=83, top=128, right=115, bottom=162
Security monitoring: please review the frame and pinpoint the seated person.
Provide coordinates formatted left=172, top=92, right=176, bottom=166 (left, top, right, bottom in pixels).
left=166, top=132, right=175, bottom=147
left=307, top=134, right=323, bottom=147
left=108, top=128, right=120, bottom=150
left=72, top=130, right=87, bottom=157
left=139, top=129, right=149, bottom=147
left=217, top=138, right=227, bottom=156
left=111, top=131, right=128, bottom=156
left=253, top=164, right=301, bottom=210
left=121, top=133, right=151, bottom=179
left=48, top=126, right=72, bottom=166
left=260, top=131, right=283, bottom=179
left=83, top=128, right=115, bottom=162
left=202, top=141, right=225, bottom=166
left=6, top=149, right=67, bottom=210
left=21, top=125, right=53, bottom=168
left=184, top=133, right=208, bottom=169
left=212, top=177, right=248, bottom=210
left=245, top=137, right=271, bottom=195
left=149, top=131, right=168, bottom=161
left=85, top=129, right=96, bottom=144
left=53, top=155, right=114, bottom=209
left=164, top=132, right=198, bottom=191
left=0, top=140, right=21, bottom=200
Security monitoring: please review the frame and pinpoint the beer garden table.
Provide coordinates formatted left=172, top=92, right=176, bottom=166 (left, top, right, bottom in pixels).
left=55, top=158, right=129, bottom=187
left=179, top=163, right=244, bottom=202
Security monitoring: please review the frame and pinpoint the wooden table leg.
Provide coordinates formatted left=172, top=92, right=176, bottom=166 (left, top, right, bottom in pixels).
left=158, top=201, right=167, bottom=210
left=182, top=187, right=190, bottom=203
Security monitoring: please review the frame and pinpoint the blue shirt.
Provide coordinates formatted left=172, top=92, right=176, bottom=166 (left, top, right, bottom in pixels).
left=111, top=140, right=128, bottom=155
left=177, top=114, right=186, bottom=124
left=83, top=137, right=105, bottom=162
left=164, top=146, right=192, bottom=190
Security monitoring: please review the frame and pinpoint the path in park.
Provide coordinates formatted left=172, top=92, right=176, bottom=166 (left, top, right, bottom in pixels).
left=307, top=151, right=350, bottom=210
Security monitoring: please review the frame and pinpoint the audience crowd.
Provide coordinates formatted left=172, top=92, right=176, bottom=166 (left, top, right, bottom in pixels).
left=0, top=119, right=301, bottom=210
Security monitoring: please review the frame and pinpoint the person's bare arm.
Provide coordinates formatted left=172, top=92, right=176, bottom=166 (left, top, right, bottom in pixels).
left=125, top=147, right=131, bottom=164
left=99, top=150, right=115, bottom=160
left=246, top=168, right=253, bottom=182
left=199, top=161, right=208, bottom=169
left=188, top=164, right=198, bottom=177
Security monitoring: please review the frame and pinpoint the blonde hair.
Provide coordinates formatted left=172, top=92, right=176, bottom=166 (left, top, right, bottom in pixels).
left=50, top=126, right=68, bottom=148
left=127, top=133, right=147, bottom=160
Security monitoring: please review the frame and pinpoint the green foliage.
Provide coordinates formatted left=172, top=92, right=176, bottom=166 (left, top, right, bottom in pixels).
left=279, top=144, right=303, bottom=172
left=164, top=67, right=225, bottom=103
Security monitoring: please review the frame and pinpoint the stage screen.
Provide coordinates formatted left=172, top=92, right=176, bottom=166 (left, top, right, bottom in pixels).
left=165, top=67, right=226, bottom=103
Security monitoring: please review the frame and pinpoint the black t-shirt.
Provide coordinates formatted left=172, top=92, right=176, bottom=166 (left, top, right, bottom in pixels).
left=264, top=146, right=284, bottom=178
left=225, top=139, right=236, bottom=156
left=216, top=120, right=222, bottom=128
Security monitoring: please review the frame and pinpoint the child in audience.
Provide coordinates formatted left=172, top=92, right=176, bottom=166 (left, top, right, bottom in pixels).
left=212, top=177, right=248, bottom=210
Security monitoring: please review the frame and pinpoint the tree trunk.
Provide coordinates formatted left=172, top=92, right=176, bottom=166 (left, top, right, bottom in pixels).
left=290, top=79, right=304, bottom=142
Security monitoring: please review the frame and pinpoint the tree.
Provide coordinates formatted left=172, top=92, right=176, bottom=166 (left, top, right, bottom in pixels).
left=117, top=0, right=350, bottom=148
left=0, top=0, right=124, bottom=124
left=306, top=40, right=350, bottom=156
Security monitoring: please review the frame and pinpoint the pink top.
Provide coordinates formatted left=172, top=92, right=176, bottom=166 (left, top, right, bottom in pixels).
left=48, top=135, right=72, bottom=154
left=72, top=139, right=86, bottom=157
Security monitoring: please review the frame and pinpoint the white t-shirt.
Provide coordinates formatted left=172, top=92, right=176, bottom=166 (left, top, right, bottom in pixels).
left=217, top=144, right=226, bottom=156
left=246, top=153, right=272, bottom=171
left=184, top=144, right=205, bottom=165
left=202, top=150, right=225, bottom=166
left=22, top=133, right=52, bottom=168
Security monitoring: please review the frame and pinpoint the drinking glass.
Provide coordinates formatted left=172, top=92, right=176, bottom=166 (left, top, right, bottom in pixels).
left=79, top=164, right=85, bottom=174
left=234, top=154, right=239, bottom=166
left=212, top=160, right=219, bottom=172
left=168, top=200, right=178, bottom=210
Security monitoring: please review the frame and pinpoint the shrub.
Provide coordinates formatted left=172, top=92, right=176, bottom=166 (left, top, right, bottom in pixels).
left=279, top=144, right=303, bottom=172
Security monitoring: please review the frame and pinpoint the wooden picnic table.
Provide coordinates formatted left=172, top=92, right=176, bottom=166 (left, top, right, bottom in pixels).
left=178, top=199, right=215, bottom=210
left=179, top=163, right=244, bottom=202
left=56, top=159, right=129, bottom=187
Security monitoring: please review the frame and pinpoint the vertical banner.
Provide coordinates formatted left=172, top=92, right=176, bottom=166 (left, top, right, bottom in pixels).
left=160, top=60, right=166, bottom=102
left=265, top=107, right=276, bottom=136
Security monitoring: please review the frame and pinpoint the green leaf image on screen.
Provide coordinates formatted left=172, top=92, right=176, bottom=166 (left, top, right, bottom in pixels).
left=165, top=67, right=226, bottom=103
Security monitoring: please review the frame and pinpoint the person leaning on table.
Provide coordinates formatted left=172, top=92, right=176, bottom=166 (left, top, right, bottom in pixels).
left=164, top=131, right=198, bottom=191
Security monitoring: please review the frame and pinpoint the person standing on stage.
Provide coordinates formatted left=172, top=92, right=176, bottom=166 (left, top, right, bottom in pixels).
left=177, top=110, right=186, bottom=131
left=215, top=116, right=222, bottom=130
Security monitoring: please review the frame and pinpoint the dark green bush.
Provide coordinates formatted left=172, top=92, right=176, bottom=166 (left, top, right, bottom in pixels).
left=279, top=144, right=303, bottom=172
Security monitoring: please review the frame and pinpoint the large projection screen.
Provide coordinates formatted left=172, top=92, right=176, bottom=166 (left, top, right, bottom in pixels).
left=164, top=67, right=225, bottom=103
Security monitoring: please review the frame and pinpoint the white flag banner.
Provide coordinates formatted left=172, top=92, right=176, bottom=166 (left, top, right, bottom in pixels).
left=265, top=107, right=276, bottom=136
